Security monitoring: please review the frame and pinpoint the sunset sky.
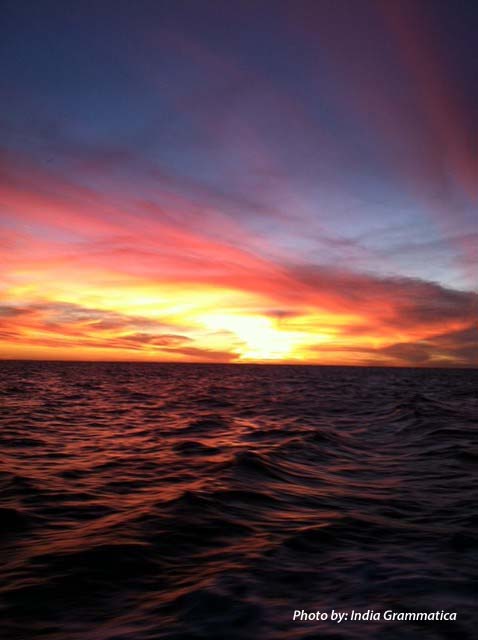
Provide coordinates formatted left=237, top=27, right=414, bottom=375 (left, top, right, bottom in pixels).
left=1, top=0, right=477, bottom=366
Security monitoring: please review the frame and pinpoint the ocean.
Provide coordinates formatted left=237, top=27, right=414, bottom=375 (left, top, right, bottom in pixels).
left=0, top=361, right=476, bottom=639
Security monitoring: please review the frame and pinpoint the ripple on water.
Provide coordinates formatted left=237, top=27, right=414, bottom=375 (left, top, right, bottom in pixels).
left=0, top=361, right=476, bottom=640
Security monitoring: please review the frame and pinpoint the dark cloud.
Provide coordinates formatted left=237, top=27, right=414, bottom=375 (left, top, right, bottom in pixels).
left=0, top=301, right=195, bottom=353
left=263, top=309, right=303, bottom=320
left=0, top=305, right=33, bottom=318
left=309, top=323, right=478, bottom=368
left=290, top=264, right=478, bottom=330
left=377, top=324, right=478, bottom=367
left=119, top=333, right=192, bottom=347
left=0, top=299, right=240, bottom=361
left=1, top=301, right=177, bottom=333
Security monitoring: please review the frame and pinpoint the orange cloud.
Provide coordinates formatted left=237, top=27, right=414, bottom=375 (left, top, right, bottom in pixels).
left=1, top=147, right=476, bottom=367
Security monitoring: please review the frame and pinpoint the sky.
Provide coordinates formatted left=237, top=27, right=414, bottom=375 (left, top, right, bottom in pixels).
left=0, top=0, right=477, bottom=366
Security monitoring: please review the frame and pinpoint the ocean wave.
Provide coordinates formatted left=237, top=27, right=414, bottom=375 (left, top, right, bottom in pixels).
left=0, top=362, right=476, bottom=640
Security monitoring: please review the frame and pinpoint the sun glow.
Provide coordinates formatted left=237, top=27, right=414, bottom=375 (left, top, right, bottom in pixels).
left=3, top=269, right=473, bottom=365
left=198, top=311, right=331, bottom=361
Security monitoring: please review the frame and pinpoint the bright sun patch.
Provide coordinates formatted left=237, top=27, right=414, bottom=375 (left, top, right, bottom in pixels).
left=198, top=312, right=331, bottom=361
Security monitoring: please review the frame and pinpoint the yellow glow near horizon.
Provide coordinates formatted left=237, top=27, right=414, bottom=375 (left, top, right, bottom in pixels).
left=2, top=275, right=471, bottom=366
left=198, top=311, right=332, bottom=361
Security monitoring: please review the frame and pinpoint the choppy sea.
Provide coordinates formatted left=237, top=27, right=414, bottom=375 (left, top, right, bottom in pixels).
left=0, top=361, right=477, bottom=639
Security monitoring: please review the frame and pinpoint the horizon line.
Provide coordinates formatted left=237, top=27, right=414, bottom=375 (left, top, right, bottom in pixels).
left=0, top=358, right=476, bottom=371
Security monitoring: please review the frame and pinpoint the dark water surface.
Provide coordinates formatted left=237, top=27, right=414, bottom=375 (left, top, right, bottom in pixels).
left=0, top=361, right=477, bottom=640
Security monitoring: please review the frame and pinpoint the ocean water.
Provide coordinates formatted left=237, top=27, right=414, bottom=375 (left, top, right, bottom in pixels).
left=0, top=361, right=477, bottom=640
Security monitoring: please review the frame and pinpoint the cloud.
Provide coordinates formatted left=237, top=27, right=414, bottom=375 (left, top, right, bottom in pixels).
left=0, top=305, right=30, bottom=318
left=0, top=118, right=476, bottom=367
left=0, top=301, right=195, bottom=353
left=289, top=264, right=477, bottom=331
left=375, top=324, right=478, bottom=367
left=0, top=299, right=245, bottom=362
left=308, top=323, right=478, bottom=368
